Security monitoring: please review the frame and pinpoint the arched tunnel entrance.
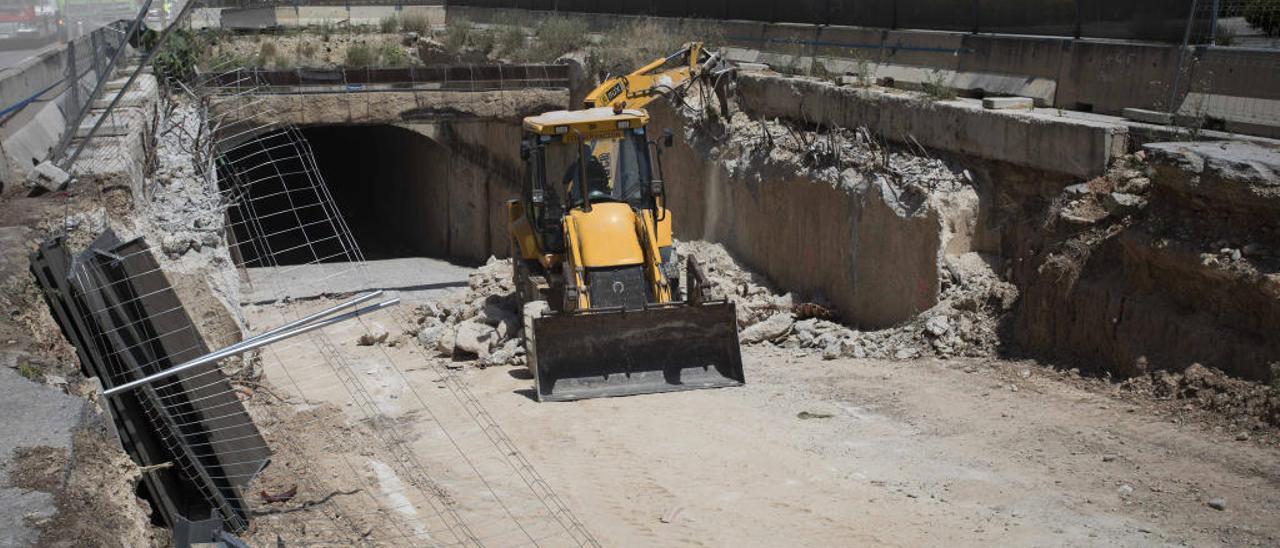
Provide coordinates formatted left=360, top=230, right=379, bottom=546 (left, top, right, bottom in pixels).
left=217, top=123, right=508, bottom=302
left=219, top=123, right=509, bottom=265
left=300, top=125, right=452, bottom=261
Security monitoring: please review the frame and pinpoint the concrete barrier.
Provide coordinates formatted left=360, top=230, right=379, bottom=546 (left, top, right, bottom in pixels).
left=450, top=7, right=1280, bottom=138
left=736, top=71, right=1128, bottom=179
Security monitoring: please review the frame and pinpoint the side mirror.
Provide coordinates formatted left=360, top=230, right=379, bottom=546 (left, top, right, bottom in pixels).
left=662, top=128, right=675, bottom=148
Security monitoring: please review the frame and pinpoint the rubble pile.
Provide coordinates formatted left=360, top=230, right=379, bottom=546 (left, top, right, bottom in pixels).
left=418, top=241, right=1018, bottom=367
left=718, top=112, right=970, bottom=196
left=1123, top=363, right=1280, bottom=428
left=682, top=241, right=1017, bottom=360
left=136, top=101, right=228, bottom=264
left=1053, top=152, right=1153, bottom=227
left=413, top=257, right=526, bottom=368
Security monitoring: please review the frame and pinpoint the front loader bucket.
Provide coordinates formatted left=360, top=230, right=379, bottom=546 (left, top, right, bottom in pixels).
left=529, top=302, right=744, bottom=402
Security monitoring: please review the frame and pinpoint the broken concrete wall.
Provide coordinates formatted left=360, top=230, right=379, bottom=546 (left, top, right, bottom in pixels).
left=1015, top=141, right=1280, bottom=383
left=734, top=71, right=1127, bottom=179
left=650, top=100, right=977, bottom=328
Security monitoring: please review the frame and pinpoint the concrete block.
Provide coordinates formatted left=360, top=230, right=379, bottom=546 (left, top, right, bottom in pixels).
left=104, top=78, right=129, bottom=92
left=737, top=72, right=1128, bottom=178
left=983, top=97, right=1034, bottom=110
left=26, top=160, right=70, bottom=193
left=838, top=75, right=871, bottom=87
left=734, top=62, right=771, bottom=73
left=75, top=121, right=129, bottom=139
left=1123, top=108, right=1173, bottom=125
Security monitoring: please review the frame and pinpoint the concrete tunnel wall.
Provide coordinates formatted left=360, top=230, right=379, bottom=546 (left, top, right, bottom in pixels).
left=648, top=103, right=956, bottom=329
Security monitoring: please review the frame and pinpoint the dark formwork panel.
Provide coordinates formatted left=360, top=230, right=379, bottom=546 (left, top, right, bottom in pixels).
left=896, top=0, right=976, bottom=32
left=651, top=0, right=687, bottom=18
left=732, top=0, right=777, bottom=23
left=828, top=0, right=897, bottom=29
left=614, top=0, right=653, bottom=15
left=687, top=0, right=727, bottom=19
left=557, top=0, right=599, bottom=13
left=518, top=0, right=551, bottom=10
left=30, top=233, right=270, bottom=535
left=977, top=0, right=1078, bottom=36
left=1078, top=0, right=1197, bottom=41
left=794, top=0, right=831, bottom=25
left=462, top=0, right=1202, bottom=43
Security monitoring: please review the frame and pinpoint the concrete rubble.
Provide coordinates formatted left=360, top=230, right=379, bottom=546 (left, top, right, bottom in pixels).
left=681, top=240, right=1017, bottom=361
left=126, top=97, right=246, bottom=348
left=413, top=257, right=527, bottom=367
left=416, top=239, right=1018, bottom=366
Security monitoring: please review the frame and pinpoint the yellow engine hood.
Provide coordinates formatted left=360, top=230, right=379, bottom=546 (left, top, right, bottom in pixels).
left=569, top=203, right=644, bottom=268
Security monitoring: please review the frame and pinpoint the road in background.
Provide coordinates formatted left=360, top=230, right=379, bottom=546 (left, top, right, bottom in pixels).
left=0, top=45, right=46, bottom=69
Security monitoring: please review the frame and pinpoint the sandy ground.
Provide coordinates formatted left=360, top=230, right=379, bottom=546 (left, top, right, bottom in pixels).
left=242, top=289, right=1280, bottom=547
left=465, top=352, right=1279, bottom=547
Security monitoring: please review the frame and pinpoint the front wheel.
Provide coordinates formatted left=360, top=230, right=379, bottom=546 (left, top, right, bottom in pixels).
left=521, top=301, right=549, bottom=376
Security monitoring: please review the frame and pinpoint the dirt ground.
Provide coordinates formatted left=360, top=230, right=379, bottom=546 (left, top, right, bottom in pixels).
left=244, top=291, right=1280, bottom=547
left=466, top=353, right=1279, bottom=547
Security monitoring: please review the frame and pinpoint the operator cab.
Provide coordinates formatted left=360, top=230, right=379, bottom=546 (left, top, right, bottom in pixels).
left=520, top=107, right=669, bottom=253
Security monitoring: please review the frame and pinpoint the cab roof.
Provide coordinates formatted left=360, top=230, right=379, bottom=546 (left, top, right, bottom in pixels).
left=523, top=107, right=650, bottom=137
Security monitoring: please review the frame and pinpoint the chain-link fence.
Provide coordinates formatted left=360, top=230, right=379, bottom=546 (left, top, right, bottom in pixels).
left=1167, top=0, right=1280, bottom=137
left=1194, top=0, right=1280, bottom=47
left=448, top=0, right=1226, bottom=43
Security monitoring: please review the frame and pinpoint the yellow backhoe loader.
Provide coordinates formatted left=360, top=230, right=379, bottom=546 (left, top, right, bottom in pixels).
left=508, top=43, right=742, bottom=402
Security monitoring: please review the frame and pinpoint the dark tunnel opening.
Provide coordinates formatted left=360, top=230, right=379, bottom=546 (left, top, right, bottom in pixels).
left=218, top=124, right=457, bottom=267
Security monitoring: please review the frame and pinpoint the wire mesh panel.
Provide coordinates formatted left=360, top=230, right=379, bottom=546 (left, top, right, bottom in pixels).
left=30, top=232, right=270, bottom=533
left=1162, top=0, right=1280, bottom=136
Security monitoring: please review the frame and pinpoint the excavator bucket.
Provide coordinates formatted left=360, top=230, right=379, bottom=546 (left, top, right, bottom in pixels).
left=528, top=302, right=744, bottom=402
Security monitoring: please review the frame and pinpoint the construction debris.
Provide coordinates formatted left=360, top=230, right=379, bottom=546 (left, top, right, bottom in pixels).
left=25, top=161, right=72, bottom=194
left=413, top=258, right=527, bottom=367
left=418, top=240, right=1017, bottom=366
left=682, top=240, right=1017, bottom=360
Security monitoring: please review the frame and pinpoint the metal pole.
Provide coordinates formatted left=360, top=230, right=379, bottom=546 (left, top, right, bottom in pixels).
left=234, top=290, right=383, bottom=349
left=66, top=40, right=79, bottom=128
left=90, top=29, right=102, bottom=79
left=102, top=297, right=400, bottom=397
left=1209, top=0, right=1221, bottom=45
left=1167, top=0, right=1201, bottom=116
left=1075, top=0, right=1083, bottom=39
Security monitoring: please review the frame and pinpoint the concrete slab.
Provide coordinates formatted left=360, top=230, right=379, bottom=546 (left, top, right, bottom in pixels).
left=75, top=112, right=134, bottom=138
left=0, top=99, right=66, bottom=195
left=1178, top=92, right=1280, bottom=139
left=984, top=97, right=1035, bottom=110
left=1123, top=107, right=1173, bottom=125
left=241, top=257, right=473, bottom=305
left=738, top=72, right=1128, bottom=178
